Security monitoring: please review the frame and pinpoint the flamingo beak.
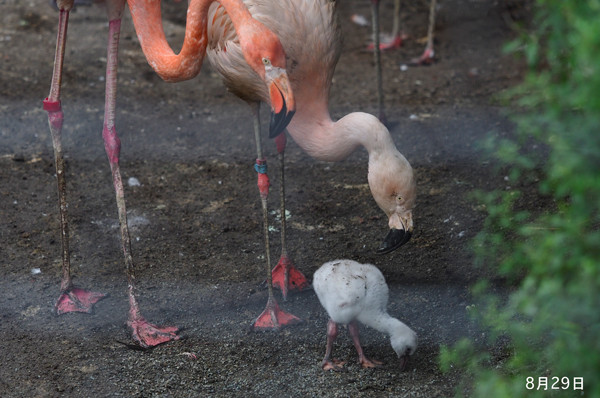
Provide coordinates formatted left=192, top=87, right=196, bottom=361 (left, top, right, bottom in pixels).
left=376, top=211, right=413, bottom=254
left=266, top=67, right=295, bottom=138
left=398, top=355, right=409, bottom=372
left=377, top=228, right=412, bottom=254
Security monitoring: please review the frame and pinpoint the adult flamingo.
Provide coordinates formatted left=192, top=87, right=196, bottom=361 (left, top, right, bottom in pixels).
left=206, top=0, right=416, bottom=318
left=368, top=0, right=437, bottom=63
left=368, top=0, right=437, bottom=120
left=44, top=0, right=295, bottom=347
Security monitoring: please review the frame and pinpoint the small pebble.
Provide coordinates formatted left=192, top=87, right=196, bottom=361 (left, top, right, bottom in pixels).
left=128, top=177, right=141, bottom=187
left=350, top=14, right=369, bottom=26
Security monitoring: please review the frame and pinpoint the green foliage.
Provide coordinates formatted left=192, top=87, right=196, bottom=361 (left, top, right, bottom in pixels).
left=441, top=0, right=600, bottom=396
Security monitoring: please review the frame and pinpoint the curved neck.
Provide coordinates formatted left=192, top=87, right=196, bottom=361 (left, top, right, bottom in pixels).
left=128, top=0, right=253, bottom=82
left=287, top=106, right=396, bottom=162
left=362, top=311, right=405, bottom=337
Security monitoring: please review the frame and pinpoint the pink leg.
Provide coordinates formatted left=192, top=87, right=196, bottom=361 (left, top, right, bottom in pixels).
left=250, top=105, right=301, bottom=330
left=102, top=5, right=178, bottom=347
left=410, top=45, right=434, bottom=66
left=410, top=0, right=436, bottom=66
left=271, top=133, right=309, bottom=300
left=321, top=320, right=346, bottom=371
left=349, top=321, right=384, bottom=368
left=366, top=0, right=404, bottom=52
left=366, top=34, right=405, bottom=51
left=369, top=0, right=386, bottom=124
left=45, top=1, right=107, bottom=315
left=252, top=158, right=302, bottom=330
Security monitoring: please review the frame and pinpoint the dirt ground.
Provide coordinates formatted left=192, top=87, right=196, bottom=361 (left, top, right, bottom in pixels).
left=1, top=0, right=530, bottom=396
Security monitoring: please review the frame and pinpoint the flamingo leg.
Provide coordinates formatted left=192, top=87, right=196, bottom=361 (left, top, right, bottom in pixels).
left=101, top=2, right=178, bottom=348
left=369, top=0, right=386, bottom=124
left=251, top=104, right=301, bottom=330
left=410, top=0, right=436, bottom=65
left=391, top=0, right=401, bottom=45
left=366, top=0, right=405, bottom=52
left=45, top=0, right=107, bottom=315
left=271, top=133, right=309, bottom=300
left=321, top=320, right=346, bottom=371
left=348, top=320, right=384, bottom=368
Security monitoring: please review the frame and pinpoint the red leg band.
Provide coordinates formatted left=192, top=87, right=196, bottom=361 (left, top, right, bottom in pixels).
left=102, top=125, right=121, bottom=164
left=43, top=98, right=62, bottom=112
left=255, top=159, right=270, bottom=198
left=275, top=133, right=287, bottom=154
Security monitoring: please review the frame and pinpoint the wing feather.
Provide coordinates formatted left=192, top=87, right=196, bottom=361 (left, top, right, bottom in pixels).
left=207, top=0, right=342, bottom=105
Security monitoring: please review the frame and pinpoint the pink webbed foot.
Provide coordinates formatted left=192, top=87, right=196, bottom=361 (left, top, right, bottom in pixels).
left=360, top=356, right=384, bottom=369
left=410, top=47, right=435, bottom=66
left=366, top=34, right=407, bottom=52
left=322, top=358, right=347, bottom=372
left=253, top=297, right=302, bottom=330
left=271, top=254, right=309, bottom=300
left=55, top=287, right=107, bottom=315
left=128, top=317, right=180, bottom=348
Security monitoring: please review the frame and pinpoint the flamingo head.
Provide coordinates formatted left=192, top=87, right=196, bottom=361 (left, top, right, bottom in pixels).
left=238, top=24, right=295, bottom=138
left=390, top=326, right=417, bottom=371
left=368, top=149, right=416, bottom=254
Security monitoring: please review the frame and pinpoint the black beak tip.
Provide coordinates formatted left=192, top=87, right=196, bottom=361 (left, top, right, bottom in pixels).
left=398, top=355, right=409, bottom=372
left=269, top=110, right=295, bottom=138
left=268, top=97, right=295, bottom=138
left=376, top=228, right=412, bottom=254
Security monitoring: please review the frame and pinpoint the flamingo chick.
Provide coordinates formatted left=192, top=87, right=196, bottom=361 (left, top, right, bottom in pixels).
left=313, top=259, right=417, bottom=371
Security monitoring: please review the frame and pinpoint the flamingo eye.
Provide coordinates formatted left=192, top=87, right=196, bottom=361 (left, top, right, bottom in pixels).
left=397, top=196, right=403, bottom=202
left=262, top=57, right=271, bottom=66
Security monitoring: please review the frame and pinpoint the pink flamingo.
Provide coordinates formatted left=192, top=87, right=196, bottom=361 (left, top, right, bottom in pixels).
left=368, top=0, right=437, bottom=121
left=207, top=0, right=416, bottom=326
left=44, top=0, right=295, bottom=347
left=368, top=0, right=437, bottom=63
left=411, top=0, right=438, bottom=65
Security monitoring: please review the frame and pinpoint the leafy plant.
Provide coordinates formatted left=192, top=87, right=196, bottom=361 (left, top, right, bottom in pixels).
left=440, top=0, right=600, bottom=396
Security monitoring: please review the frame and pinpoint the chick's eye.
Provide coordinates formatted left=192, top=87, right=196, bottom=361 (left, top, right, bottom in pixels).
left=397, top=196, right=403, bottom=202
left=262, top=58, right=271, bottom=66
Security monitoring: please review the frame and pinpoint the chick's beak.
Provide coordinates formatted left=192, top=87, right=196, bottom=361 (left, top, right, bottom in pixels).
left=266, top=67, right=295, bottom=138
